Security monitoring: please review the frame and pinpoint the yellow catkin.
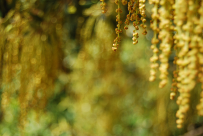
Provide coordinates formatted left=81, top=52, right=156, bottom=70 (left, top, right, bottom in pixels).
left=149, top=0, right=159, bottom=82
left=175, top=0, right=199, bottom=128
left=112, top=0, right=122, bottom=51
left=196, top=0, right=203, bottom=116
left=158, top=0, right=173, bottom=88
left=139, top=0, right=147, bottom=35
left=132, top=0, right=139, bottom=45
left=171, top=4, right=180, bottom=100
left=169, top=0, right=176, bottom=100
left=124, top=0, right=134, bottom=30
left=174, top=0, right=188, bottom=128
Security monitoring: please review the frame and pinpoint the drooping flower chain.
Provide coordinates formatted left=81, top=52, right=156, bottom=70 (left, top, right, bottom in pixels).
left=101, top=0, right=147, bottom=51
left=101, top=0, right=203, bottom=128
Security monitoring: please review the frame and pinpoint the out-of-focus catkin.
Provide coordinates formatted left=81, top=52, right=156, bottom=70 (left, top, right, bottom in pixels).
left=0, top=4, right=63, bottom=129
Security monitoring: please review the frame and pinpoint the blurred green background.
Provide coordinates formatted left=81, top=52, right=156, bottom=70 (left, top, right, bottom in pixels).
left=0, top=0, right=203, bottom=136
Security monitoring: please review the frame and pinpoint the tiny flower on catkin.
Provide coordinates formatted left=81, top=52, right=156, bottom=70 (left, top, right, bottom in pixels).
left=100, top=0, right=107, bottom=13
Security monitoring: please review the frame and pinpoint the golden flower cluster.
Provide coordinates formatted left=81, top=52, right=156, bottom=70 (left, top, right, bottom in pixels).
left=101, top=0, right=147, bottom=51
left=149, top=0, right=203, bottom=128
left=101, top=0, right=203, bottom=129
